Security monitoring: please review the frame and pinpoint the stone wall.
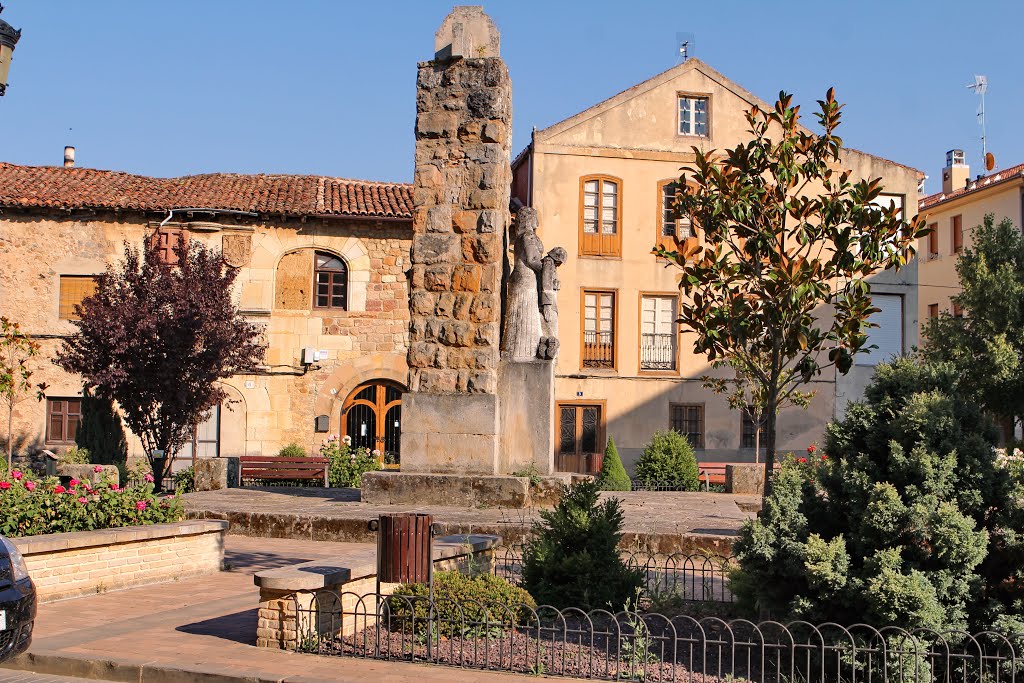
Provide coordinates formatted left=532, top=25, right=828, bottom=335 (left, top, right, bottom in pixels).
left=12, top=520, right=228, bottom=601
left=407, top=57, right=512, bottom=396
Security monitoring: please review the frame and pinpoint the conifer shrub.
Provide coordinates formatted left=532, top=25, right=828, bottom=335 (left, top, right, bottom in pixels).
left=277, top=442, right=307, bottom=458
left=522, top=479, right=642, bottom=610
left=76, top=391, right=127, bottom=468
left=634, top=430, right=699, bottom=490
left=597, top=437, right=631, bottom=491
left=731, top=358, right=1024, bottom=633
left=389, top=571, right=536, bottom=637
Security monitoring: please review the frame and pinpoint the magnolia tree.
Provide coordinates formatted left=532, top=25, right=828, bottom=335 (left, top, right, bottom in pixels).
left=58, top=239, right=265, bottom=489
left=656, top=90, right=927, bottom=495
left=0, top=317, right=46, bottom=469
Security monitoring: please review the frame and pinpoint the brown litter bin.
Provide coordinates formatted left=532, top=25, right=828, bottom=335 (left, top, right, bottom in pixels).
left=373, top=513, right=434, bottom=585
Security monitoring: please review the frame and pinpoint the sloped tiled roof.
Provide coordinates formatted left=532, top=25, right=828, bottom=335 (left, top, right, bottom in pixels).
left=920, top=162, right=1024, bottom=210
left=0, top=163, right=413, bottom=219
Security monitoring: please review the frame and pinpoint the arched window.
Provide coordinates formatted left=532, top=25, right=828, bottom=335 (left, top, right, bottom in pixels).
left=314, top=252, right=347, bottom=310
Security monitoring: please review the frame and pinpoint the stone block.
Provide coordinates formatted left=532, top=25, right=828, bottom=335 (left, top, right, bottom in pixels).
left=469, top=293, right=497, bottom=323
left=400, top=392, right=499, bottom=435
left=412, top=233, right=460, bottom=265
left=498, top=360, right=555, bottom=475
left=425, top=204, right=453, bottom=233
left=462, top=234, right=500, bottom=264
left=362, top=472, right=526, bottom=507
left=57, top=464, right=119, bottom=487
left=416, top=111, right=459, bottom=138
left=726, top=463, right=766, bottom=495
left=452, top=265, right=482, bottom=292
left=440, top=320, right=473, bottom=347
left=424, top=265, right=453, bottom=291
left=194, top=457, right=239, bottom=491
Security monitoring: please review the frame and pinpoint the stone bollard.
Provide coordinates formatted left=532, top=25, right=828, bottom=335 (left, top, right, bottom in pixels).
left=194, top=457, right=240, bottom=491
left=725, top=463, right=765, bottom=494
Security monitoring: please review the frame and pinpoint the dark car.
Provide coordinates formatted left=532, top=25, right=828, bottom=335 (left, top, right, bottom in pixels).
left=0, top=535, right=35, bottom=662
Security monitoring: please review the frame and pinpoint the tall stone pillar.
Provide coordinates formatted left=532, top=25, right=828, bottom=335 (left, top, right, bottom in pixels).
left=399, top=7, right=511, bottom=475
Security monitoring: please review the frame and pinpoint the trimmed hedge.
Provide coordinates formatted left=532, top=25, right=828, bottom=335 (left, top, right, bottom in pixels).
left=634, top=430, right=699, bottom=490
left=597, top=437, right=631, bottom=491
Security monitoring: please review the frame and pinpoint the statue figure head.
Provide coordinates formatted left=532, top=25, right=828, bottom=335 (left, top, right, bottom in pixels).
left=547, top=247, right=567, bottom=266
left=513, top=207, right=539, bottom=237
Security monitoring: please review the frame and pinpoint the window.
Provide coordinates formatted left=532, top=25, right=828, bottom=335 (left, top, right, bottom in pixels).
left=928, top=303, right=939, bottom=319
left=670, top=403, right=704, bottom=448
left=557, top=403, right=604, bottom=474
left=149, top=227, right=187, bottom=265
left=46, top=397, right=82, bottom=445
left=952, top=302, right=963, bottom=318
left=180, top=405, right=221, bottom=461
left=640, top=295, right=677, bottom=371
left=59, top=275, right=98, bottom=320
left=858, top=294, right=904, bottom=366
left=927, top=223, right=939, bottom=258
left=678, top=95, right=709, bottom=136
left=657, top=180, right=694, bottom=248
left=582, top=290, right=615, bottom=369
left=580, top=176, right=621, bottom=257
left=314, top=252, right=348, bottom=310
left=741, top=407, right=766, bottom=449
left=952, top=215, right=963, bottom=254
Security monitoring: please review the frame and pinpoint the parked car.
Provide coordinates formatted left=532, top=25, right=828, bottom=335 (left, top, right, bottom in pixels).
left=0, top=535, right=35, bottom=662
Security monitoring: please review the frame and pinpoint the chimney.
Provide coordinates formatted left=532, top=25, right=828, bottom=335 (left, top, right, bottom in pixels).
left=941, top=149, right=968, bottom=194
left=63, top=145, right=75, bottom=168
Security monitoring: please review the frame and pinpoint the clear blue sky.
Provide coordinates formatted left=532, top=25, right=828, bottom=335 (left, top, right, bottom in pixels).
left=1, top=1, right=1021, bottom=194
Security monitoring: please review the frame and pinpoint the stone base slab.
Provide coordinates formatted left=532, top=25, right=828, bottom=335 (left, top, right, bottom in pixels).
left=360, top=471, right=571, bottom=508
left=399, top=393, right=500, bottom=475
left=498, top=360, right=554, bottom=475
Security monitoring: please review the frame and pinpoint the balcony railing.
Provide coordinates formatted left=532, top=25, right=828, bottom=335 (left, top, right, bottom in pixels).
left=582, top=330, right=614, bottom=368
left=640, top=332, right=676, bottom=370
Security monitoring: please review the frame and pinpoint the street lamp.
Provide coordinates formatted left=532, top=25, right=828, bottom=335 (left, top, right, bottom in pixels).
left=0, top=4, right=22, bottom=97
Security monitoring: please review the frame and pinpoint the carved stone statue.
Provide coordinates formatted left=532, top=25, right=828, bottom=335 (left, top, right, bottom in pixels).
left=501, top=208, right=544, bottom=361
left=537, top=247, right=566, bottom=360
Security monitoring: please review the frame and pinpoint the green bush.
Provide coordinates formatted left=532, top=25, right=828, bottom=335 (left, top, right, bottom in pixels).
left=388, top=571, right=536, bottom=637
left=320, top=437, right=381, bottom=487
left=278, top=442, right=307, bottom=458
left=75, top=391, right=127, bottom=469
left=0, top=467, right=184, bottom=537
left=634, top=430, right=699, bottom=490
left=174, top=466, right=195, bottom=494
left=731, top=358, right=1018, bottom=632
left=60, top=446, right=90, bottom=465
left=597, top=437, right=631, bottom=491
left=522, top=479, right=643, bottom=610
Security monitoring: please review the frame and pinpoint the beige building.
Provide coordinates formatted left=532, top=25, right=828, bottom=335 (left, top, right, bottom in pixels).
left=917, top=150, right=1024, bottom=326
left=0, top=162, right=413, bottom=472
left=512, top=58, right=921, bottom=472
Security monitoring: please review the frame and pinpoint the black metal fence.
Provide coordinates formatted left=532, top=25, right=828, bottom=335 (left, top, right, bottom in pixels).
left=296, top=591, right=1024, bottom=682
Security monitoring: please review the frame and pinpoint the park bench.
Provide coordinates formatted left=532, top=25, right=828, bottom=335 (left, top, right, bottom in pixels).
left=239, top=455, right=329, bottom=486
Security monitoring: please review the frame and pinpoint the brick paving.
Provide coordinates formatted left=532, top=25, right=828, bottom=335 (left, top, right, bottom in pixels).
left=0, top=672, right=99, bottom=683
left=1, top=536, right=579, bottom=683
left=184, top=487, right=758, bottom=554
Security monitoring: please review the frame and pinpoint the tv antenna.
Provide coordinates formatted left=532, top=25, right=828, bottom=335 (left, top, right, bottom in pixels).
left=966, top=75, right=993, bottom=171
left=676, top=32, right=695, bottom=63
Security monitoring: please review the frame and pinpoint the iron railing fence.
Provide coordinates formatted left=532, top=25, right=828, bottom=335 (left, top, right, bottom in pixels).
left=640, top=333, right=677, bottom=371
left=296, top=590, right=1024, bottom=682
left=492, top=546, right=736, bottom=604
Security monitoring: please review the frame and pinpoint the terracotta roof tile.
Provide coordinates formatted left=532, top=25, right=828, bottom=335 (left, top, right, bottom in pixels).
left=919, top=162, right=1024, bottom=210
left=0, top=163, right=412, bottom=219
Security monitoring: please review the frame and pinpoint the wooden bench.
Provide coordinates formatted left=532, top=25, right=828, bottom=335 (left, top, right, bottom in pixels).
left=239, top=456, right=329, bottom=486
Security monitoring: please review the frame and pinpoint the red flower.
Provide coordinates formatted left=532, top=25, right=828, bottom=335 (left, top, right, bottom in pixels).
left=54, top=485, right=66, bottom=493
left=69, top=479, right=80, bottom=487
left=807, top=444, right=817, bottom=454
left=93, top=465, right=104, bottom=473
left=25, top=481, right=36, bottom=492
left=136, top=501, right=147, bottom=511
left=821, top=455, right=828, bottom=461
left=110, top=484, right=120, bottom=491
left=77, top=496, right=88, bottom=504
left=798, top=457, right=808, bottom=464
left=11, top=470, right=22, bottom=480
left=0, top=481, right=9, bottom=490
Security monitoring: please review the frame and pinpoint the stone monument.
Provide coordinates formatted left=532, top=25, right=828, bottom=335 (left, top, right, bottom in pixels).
left=361, top=6, right=567, bottom=507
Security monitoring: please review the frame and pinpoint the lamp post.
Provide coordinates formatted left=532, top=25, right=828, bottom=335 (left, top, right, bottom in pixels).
left=0, top=4, right=22, bottom=97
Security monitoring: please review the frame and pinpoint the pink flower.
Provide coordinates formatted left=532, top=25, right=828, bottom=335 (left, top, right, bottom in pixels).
left=69, top=478, right=80, bottom=487
left=136, top=501, right=147, bottom=511
left=54, top=485, right=66, bottom=494
left=93, top=465, right=104, bottom=473
left=78, top=496, right=88, bottom=504
left=110, top=484, right=120, bottom=491
left=25, top=481, right=36, bottom=492
left=144, top=473, right=155, bottom=483
left=11, top=470, right=22, bottom=480
left=0, top=481, right=9, bottom=490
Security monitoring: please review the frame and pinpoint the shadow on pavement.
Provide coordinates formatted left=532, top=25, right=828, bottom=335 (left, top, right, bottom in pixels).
left=177, top=608, right=259, bottom=646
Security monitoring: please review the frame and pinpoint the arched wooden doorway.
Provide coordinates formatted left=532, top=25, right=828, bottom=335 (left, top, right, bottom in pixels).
left=341, top=380, right=403, bottom=467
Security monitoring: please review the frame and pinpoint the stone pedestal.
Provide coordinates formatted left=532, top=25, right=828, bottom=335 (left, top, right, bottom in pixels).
left=498, top=360, right=554, bottom=475
left=399, top=393, right=499, bottom=474
left=726, top=463, right=766, bottom=494
left=194, top=456, right=240, bottom=491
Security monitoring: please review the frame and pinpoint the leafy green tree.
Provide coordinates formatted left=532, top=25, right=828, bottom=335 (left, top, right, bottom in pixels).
left=634, top=430, right=699, bottom=491
left=731, top=358, right=1024, bottom=632
left=76, top=389, right=128, bottom=468
left=522, top=479, right=642, bottom=610
left=0, top=317, right=45, bottom=469
left=924, top=214, right=1024, bottom=436
left=656, top=90, right=926, bottom=495
left=597, top=437, right=631, bottom=491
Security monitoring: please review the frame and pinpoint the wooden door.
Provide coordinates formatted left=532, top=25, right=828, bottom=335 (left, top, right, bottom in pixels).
left=341, top=381, right=403, bottom=468
left=556, top=403, right=604, bottom=473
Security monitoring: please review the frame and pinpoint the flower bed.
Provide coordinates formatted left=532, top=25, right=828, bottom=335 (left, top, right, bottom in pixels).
left=0, top=466, right=183, bottom=538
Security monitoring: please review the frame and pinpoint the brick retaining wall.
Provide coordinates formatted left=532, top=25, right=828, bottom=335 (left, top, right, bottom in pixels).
left=11, top=520, right=228, bottom=602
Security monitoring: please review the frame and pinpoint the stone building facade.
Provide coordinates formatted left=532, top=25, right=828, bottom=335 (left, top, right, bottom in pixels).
left=0, top=163, right=413, bottom=468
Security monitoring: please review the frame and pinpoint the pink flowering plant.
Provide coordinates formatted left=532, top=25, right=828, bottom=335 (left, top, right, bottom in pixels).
left=320, top=435, right=381, bottom=488
left=0, top=469, right=183, bottom=538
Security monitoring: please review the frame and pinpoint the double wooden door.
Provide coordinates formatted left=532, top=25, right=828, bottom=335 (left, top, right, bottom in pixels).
left=556, top=403, right=604, bottom=474
left=341, top=381, right=403, bottom=465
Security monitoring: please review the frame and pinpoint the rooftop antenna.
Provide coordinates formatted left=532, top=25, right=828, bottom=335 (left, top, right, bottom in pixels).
left=966, top=75, right=993, bottom=171
left=676, top=32, right=694, bottom=63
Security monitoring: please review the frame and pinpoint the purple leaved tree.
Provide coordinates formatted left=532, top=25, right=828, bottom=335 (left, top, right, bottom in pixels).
left=58, top=238, right=266, bottom=491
